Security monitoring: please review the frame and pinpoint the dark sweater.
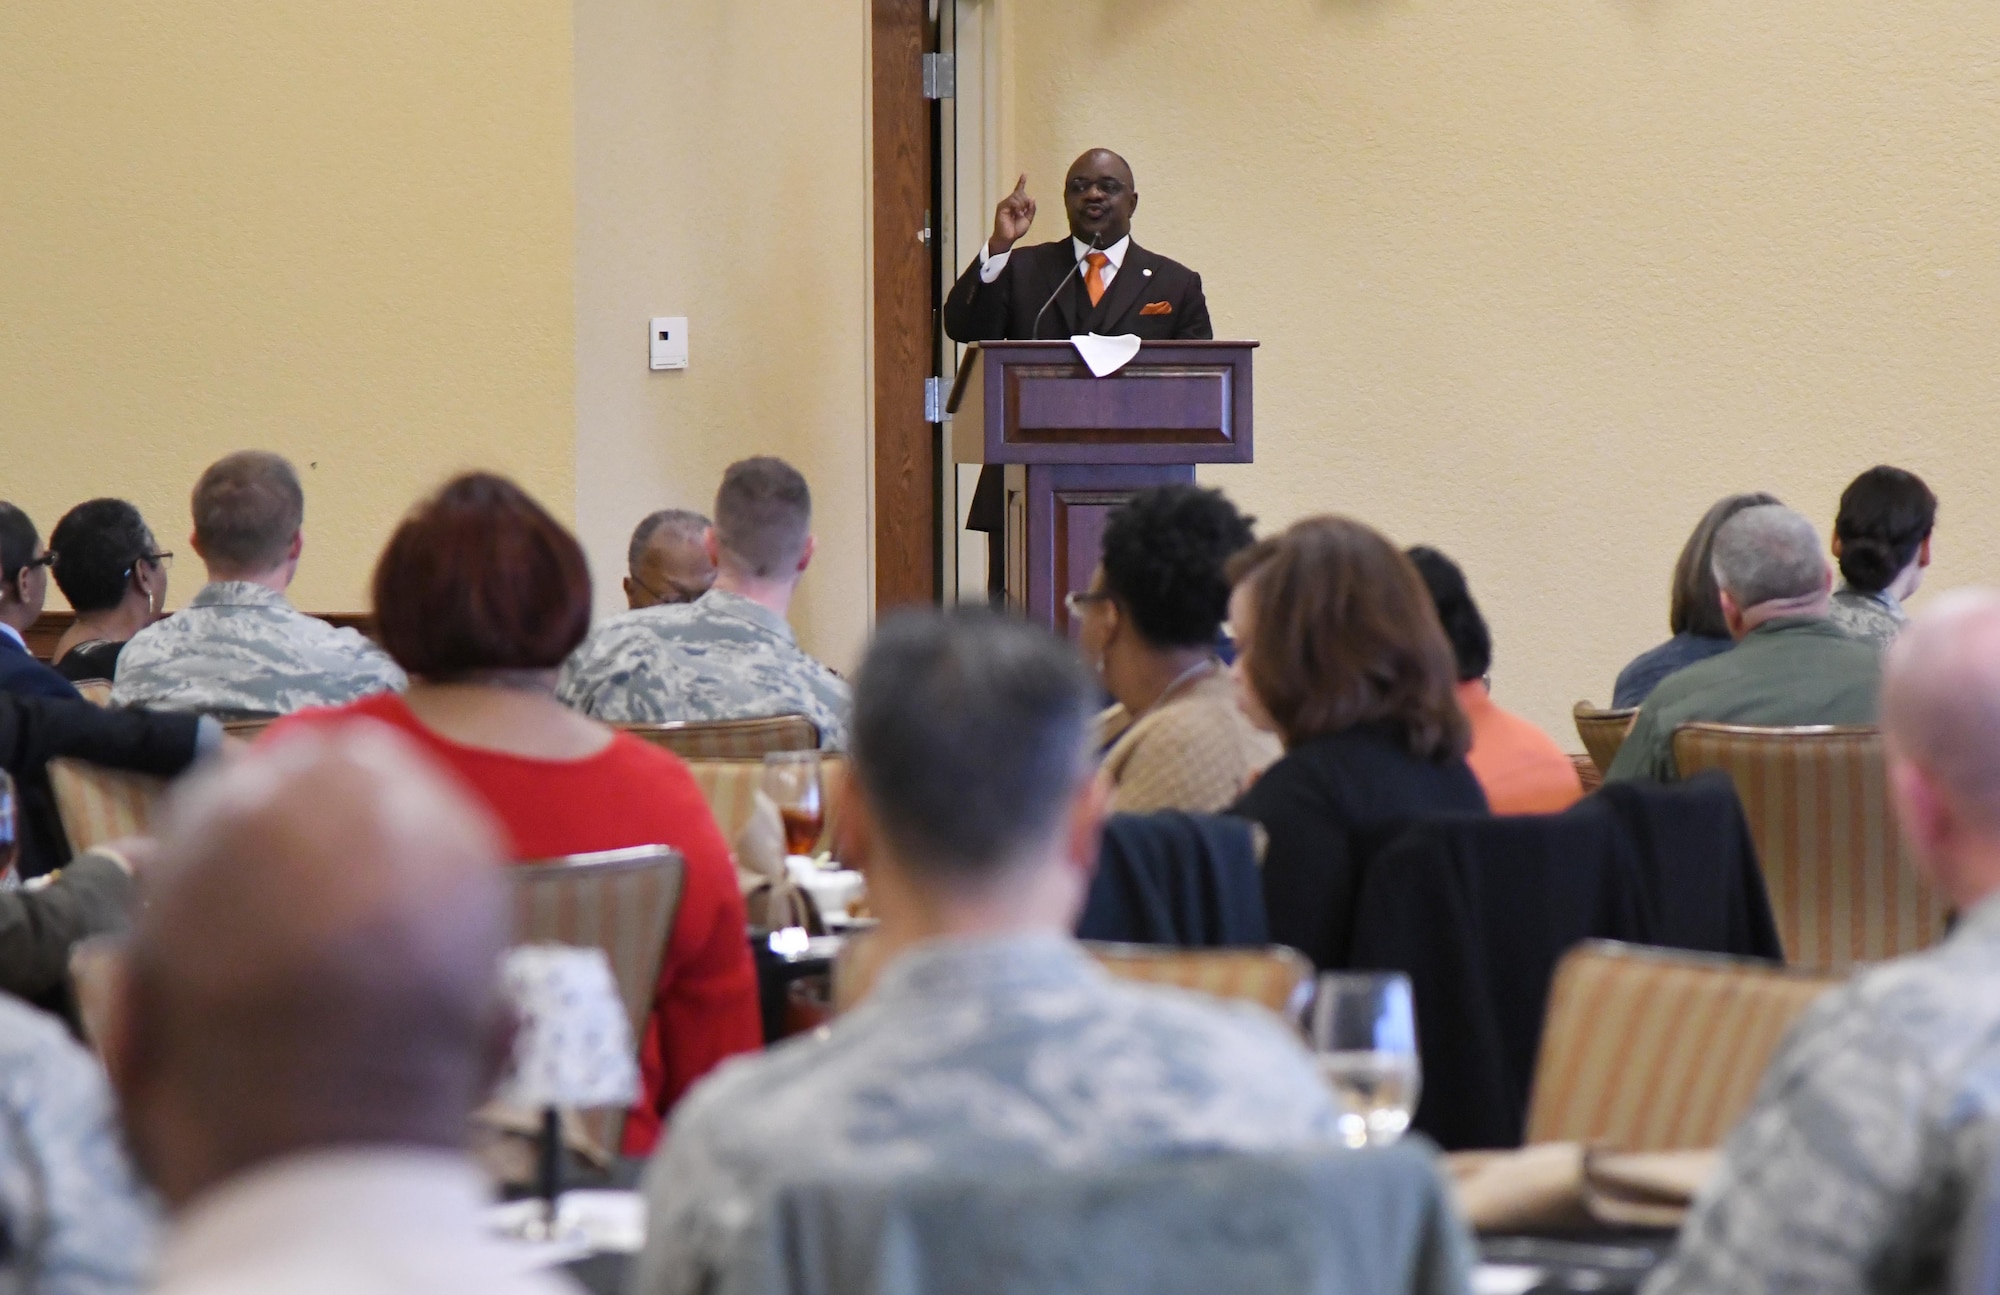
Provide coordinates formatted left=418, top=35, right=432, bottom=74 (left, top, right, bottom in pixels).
left=1231, top=724, right=1488, bottom=969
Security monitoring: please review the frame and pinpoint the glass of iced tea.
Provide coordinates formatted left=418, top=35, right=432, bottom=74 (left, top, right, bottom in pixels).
left=1300, top=972, right=1421, bottom=1148
left=761, top=751, right=824, bottom=859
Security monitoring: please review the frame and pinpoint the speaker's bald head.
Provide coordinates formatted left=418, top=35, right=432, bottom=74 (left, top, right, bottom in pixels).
left=1883, top=589, right=2000, bottom=836
left=116, top=725, right=512, bottom=1207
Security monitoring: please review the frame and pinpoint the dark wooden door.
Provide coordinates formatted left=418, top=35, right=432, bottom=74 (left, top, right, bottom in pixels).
left=872, top=0, right=938, bottom=611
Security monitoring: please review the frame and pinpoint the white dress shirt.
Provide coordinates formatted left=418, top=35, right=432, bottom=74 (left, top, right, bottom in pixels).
left=979, top=234, right=1131, bottom=288
left=154, top=1149, right=583, bottom=1295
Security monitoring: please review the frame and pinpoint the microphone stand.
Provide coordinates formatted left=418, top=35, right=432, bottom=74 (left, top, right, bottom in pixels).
left=1029, top=230, right=1102, bottom=341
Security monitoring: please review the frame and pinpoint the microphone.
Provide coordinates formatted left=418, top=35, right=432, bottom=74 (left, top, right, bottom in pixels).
left=1030, top=230, right=1101, bottom=341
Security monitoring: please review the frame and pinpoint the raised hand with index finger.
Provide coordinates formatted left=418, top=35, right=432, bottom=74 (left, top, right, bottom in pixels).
left=988, top=174, right=1037, bottom=256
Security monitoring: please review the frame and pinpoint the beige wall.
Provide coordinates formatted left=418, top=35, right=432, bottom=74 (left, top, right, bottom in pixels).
left=0, top=3, right=577, bottom=613
left=1001, top=0, right=2000, bottom=738
left=572, top=0, right=873, bottom=671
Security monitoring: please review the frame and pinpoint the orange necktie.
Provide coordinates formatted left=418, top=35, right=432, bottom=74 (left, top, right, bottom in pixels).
left=1084, top=251, right=1111, bottom=307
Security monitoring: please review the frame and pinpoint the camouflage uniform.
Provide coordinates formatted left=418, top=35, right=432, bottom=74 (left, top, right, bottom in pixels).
left=557, top=590, right=851, bottom=748
left=1646, top=891, right=2000, bottom=1295
left=0, top=992, right=156, bottom=1291
left=111, top=581, right=406, bottom=716
left=633, top=933, right=1348, bottom=1295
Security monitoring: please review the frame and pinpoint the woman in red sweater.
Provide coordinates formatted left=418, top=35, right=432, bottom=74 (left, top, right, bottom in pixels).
left=266, top=472, right=760, bottom=1153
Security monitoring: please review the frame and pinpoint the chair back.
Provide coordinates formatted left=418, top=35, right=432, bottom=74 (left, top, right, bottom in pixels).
left=683, top=756, right=848, bottom=858
left=71, top=679, right=114, bottom=706
left=1573, top=703, right=1637, bottom=775
left=714, top=1145, right=1473, bottom=1295
left=47, top=758, right=168, bottom=855
left=1085, top=942, right=1313, bottom=1017
left=1672, top=723, right=1950, bottom=970
left=506, top=846, right=686, bottom=1151
left=1525, top=940, right=1838, bottom=1151
left=620, top=714, right=820, bottom=760
left=1569, top=753, right=1603, bottom=795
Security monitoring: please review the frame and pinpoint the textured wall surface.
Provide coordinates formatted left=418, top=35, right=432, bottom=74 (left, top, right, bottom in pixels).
left=0, top=3, right=577, bottom=612
left=572, top=0, right=872, bottom=671
left=1005, top=0, right=2000, bottom=738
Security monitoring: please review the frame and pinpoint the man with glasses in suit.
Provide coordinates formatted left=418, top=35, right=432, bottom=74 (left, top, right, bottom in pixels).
left=0, top=503, right=81, bottom=701
left=944, top=149, right=1214, bottom=599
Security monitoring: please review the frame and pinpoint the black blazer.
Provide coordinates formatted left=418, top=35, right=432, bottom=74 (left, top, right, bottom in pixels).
left=1230, top=725, right=1490, bottom=971
left=0, top=637, right=80, bottom=702
left=947, top=239, right=1214, bottom=531
left=0, top=694, right=205, bottom=880
left=1345, top=773, right=1780, bottom=1150
left=944, top=238, right=1214, bottom=344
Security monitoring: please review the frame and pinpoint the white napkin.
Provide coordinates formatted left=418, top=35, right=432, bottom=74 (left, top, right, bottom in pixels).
left=1070, top=332, right=1143, bottom=377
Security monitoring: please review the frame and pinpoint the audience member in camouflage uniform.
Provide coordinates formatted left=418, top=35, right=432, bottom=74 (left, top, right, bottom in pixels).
left=1647, top=588, right=2000, bottom=1295
left=560, top=457, right=849, bottom=746
left=112, top=452, right=405, bottom=716
left=624, top=508, right=716, bottom=609
left=633, top=609, right=1362, bottom=1295
left=0, top=991, right=155, bottom=1292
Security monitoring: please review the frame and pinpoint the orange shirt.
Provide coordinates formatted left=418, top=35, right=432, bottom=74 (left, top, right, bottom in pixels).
left=1456, top=681, right=1584, bottom=815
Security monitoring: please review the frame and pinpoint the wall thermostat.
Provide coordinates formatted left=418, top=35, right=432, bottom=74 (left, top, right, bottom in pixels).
left=650, top=317, right=689, bottom=370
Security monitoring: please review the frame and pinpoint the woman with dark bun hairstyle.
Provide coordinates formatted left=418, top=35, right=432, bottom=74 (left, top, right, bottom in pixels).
left=1828, top=465, right=1936, bottom=648
left=1072, top=484, right=1278, bottom=812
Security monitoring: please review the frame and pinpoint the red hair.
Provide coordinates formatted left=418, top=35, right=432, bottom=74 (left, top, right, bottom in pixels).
left=372, top=473, right=592, bottom=677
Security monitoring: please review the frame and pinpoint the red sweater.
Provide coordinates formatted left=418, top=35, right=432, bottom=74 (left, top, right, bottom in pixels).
left=264, top=692, right=762, bottom=1153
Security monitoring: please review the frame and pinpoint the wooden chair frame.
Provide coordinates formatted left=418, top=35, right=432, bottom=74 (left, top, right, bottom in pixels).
left=619, top=714, right=821, bottom=760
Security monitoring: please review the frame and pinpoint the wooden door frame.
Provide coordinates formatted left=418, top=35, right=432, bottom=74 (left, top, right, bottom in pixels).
left=871, top=0, right=939, bottom=612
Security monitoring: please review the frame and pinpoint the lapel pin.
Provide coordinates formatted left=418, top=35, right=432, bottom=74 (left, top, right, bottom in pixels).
left=1143, top=268, right=1153, bottom=277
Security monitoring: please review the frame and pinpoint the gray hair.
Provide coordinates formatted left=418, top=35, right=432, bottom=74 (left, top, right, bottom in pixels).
left=626, top=508, right=710, bottom=575
left=1884, top=589, right=2000, bottom=833
left=1709, top=504, right=1827, bottom=611
left=850, top=607, right=1094, bottom=882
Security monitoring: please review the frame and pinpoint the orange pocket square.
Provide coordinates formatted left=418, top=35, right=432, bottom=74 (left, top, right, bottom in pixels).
left=1139, top=301, right=1173, bottom=316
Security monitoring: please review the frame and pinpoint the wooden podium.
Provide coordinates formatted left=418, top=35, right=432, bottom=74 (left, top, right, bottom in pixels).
left=946, top=339, right=1257, bottom=635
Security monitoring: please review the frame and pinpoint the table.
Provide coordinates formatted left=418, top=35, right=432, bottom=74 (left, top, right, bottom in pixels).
left=1479, top=1231, right=1673, bottom=1294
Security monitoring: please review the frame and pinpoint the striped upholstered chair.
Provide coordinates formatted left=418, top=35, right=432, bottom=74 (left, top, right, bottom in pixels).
left=1573, top=703, right=1638, bottom=777
left=506, top=845, right=686, bottom=1149
left=1084, top=942, right=1315, bottom=1017
left=1671, top=723, right=1951, bottom=971
left=619, top=714, right=820, bottom=761
left=47, top=758, right=169, bottom=855
left=1526, top=941, right=1839, bottom=1151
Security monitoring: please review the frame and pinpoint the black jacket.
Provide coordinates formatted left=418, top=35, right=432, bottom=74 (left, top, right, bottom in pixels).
left=1230, top=725, right=1490, bottom=971
left=1, top=694, right=205, bottom=880
left=945, top=238, right=1215, bottom=533
left=944, top=237, right=1213, bottom=344
left=1345, top=773, right=1781, bottom=1150
left=1075, top=812, right=1267, bottom=948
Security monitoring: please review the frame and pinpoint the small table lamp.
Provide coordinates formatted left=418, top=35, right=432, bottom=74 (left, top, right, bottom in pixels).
left=495, top=945, right=641, bottom=1235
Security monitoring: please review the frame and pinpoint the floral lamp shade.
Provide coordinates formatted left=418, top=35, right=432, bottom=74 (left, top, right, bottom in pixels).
left=494, top=944, right=641, bottom=1110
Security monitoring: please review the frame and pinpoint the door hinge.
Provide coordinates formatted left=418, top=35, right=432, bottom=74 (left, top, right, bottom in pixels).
left=922, top=53, right=955, bottom=100
left=924, top=376, right=947, bottom=423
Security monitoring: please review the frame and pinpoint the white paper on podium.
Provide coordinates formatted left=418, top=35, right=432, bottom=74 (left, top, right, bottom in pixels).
left=1070, top=332, right=1143, bottom=378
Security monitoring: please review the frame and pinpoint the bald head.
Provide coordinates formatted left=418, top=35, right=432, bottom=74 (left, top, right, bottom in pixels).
left=1882, top=592, right=2000, bottom=907
left=111, top=725, right=512, bottom=1209
left=1064, top=148, right=1139, bottom=247
left=1710, top=504, right=1832, bottom=630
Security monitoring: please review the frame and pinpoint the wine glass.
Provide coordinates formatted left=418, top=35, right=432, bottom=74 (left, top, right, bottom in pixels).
left=761, top=751, right=824, bottom=861
left=0, top=769, right=18, bottom=891
left=1301, top=972, right=1421, bottom=1148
